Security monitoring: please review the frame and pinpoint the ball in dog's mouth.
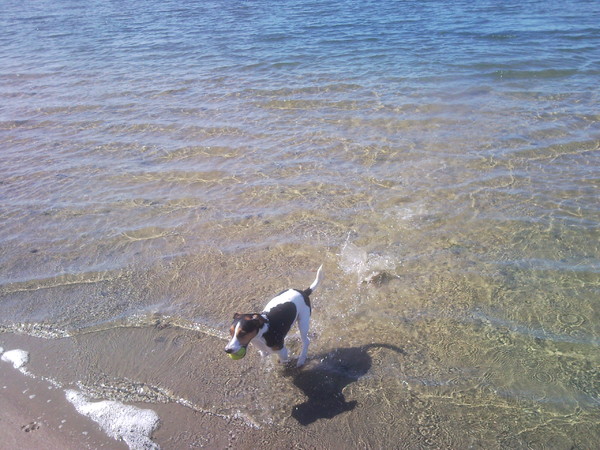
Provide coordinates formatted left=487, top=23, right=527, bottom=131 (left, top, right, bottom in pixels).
left=228, top=347, right=246, bottom=360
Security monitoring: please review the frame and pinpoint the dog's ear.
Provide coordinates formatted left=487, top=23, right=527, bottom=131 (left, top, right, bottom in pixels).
left=233, top=313, right=242, bottom=320
left=252, top=314, right=266, bottom=326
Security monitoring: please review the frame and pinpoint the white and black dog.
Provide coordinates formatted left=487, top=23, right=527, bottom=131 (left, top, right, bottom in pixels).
left=225, top=265, right=324, bottom=367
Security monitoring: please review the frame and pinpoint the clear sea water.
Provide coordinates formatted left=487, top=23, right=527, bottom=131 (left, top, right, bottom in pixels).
left=1, top=0, right=599, bottom=447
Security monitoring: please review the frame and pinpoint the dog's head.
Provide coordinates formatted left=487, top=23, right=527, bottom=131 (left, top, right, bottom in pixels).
left=224, top=313, right=267, bottom=355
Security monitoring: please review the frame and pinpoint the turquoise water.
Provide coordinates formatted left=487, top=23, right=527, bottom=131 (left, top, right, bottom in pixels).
left=1, top=0, right=599, bottom=447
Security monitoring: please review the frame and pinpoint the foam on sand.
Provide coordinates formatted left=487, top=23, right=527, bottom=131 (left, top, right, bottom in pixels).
left=65, top=389, right=160, bottom=450
left=1, top=349, right=30, bottom=370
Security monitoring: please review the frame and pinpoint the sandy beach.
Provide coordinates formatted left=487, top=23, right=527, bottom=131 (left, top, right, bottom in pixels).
left=0, top=359, right=120, bottom=449
left=2, top=326, right=402, bottom=449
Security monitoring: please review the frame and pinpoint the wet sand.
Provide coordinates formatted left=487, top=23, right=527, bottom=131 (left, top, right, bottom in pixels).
left=0, top=362, right=121, bottom=449
left=0, top=357, right=277, bottom=450
left=1, top=326, right=404, bottom=449
left=0, top=381, right=307, bottom=450
left=3, top=299, right=599, bottom=449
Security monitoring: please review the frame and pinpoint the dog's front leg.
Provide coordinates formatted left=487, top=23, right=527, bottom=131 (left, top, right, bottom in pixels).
left=275, top=347, right=289, bottom=364
left=251, top=337, right=270, bottom=359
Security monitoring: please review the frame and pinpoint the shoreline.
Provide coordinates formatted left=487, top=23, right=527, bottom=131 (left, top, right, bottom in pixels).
left=0, top=361, right=122, bottom=449
left=0, top=328, right=365, bottom=449
left=0, top=352, right=276, bottom=450
left=4, top=315, right=597, bottom=449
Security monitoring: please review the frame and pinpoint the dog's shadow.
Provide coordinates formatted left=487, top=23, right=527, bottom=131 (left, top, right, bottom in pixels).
left=283, top=343, right=404, bottom=426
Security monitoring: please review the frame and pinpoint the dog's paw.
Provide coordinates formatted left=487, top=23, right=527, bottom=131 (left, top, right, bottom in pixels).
left=296, top=358, right=306, bottom=368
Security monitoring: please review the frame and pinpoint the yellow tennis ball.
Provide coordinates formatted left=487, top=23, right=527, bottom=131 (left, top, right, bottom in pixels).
left=228, top=347, right=246, bottom=360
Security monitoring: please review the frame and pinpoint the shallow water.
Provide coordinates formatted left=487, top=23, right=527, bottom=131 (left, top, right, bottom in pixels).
left=1, top=0, right=599, bottom=447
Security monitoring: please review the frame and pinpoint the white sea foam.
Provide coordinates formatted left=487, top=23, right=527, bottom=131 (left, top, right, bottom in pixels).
left=65, top=389, right=160, bottom=450
left=1, top=349, right=30, bottom=370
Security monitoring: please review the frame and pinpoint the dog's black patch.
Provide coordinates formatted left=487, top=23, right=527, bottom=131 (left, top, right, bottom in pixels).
left=295, top=289, right=312, bottom=312
left=263, top=302, right=297, bottom=350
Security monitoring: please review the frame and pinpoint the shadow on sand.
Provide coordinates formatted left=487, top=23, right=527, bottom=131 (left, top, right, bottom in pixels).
left=284, top=343, right=405, bottom=426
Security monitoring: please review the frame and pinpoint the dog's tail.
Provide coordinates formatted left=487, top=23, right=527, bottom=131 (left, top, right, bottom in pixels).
left=304, top=264, right=324, bottom=296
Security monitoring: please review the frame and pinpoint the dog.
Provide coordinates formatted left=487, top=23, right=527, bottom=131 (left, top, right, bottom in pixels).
left=225, top=265, right=324, bottom=367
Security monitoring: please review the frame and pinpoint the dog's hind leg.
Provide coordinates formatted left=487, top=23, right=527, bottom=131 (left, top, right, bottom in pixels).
left=296, top=315, right=310, bottom=367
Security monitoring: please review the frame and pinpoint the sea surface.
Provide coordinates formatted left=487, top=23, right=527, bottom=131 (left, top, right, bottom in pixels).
left=1, top=0, right=599, bottom=448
